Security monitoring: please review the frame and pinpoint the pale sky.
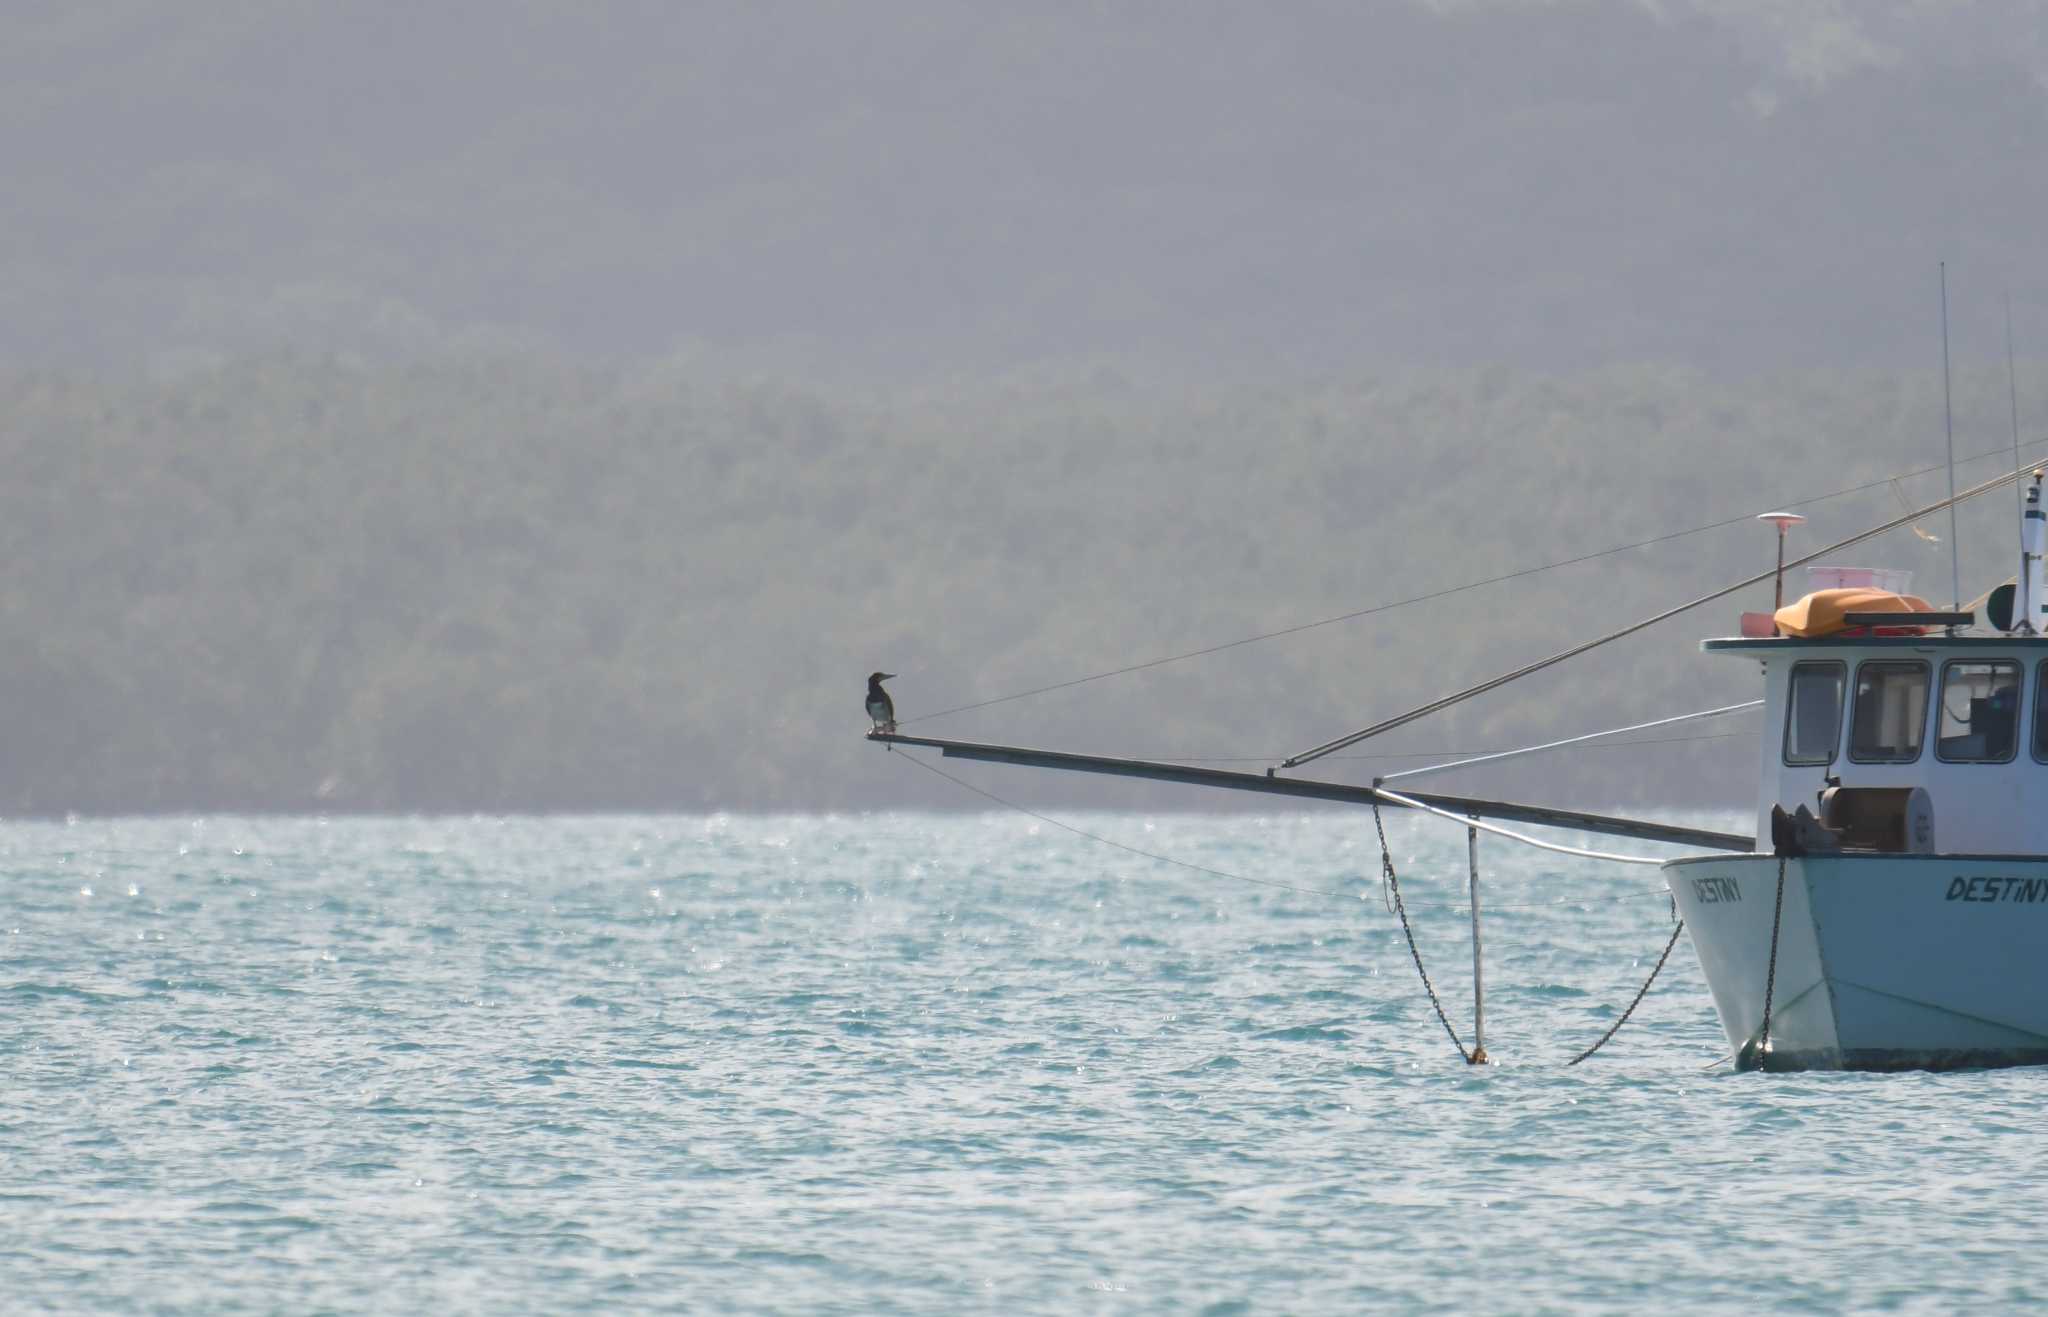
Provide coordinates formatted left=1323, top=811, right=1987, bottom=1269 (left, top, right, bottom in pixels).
left=8, top=0, right=2047, bottom=375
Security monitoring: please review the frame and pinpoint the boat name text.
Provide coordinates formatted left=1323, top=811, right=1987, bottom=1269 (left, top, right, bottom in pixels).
left=1691, top=877, right=1742, bottom=904
left=1945, top=876, right=2048, bottom=904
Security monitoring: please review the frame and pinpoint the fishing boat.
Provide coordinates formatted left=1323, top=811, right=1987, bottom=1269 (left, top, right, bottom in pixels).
left=1671, top=505, right=2048, bottom=1072
left=871, top=462, right=2048, bottom=1073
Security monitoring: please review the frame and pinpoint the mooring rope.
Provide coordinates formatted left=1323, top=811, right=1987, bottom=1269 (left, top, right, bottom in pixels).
left=1370, top=786, right=1670, bottom=867
left=1373, top=800, right=1473, bottom=1064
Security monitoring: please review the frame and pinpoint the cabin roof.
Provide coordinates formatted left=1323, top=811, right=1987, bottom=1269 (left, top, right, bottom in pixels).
left=1703, top=634, right=2048, bottom=654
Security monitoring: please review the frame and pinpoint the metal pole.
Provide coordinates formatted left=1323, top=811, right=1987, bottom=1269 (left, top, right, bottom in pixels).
left=1467, top=822, right=1488, bottom=1065
left=1942, top=262, right=1961, bottom=613
left=1758, top=512, right=1803, bottom=624
left=1774, top=523, right=1787, bottom=609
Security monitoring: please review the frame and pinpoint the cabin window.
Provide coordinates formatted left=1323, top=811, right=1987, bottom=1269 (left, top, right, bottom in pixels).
left=2032, top=664, right=2048, bottom=763
left=1849, top=660, right=1930, bottom=764
left=1782, top=661, right=1845, bottom=766
left=1937, top=660, right=2021, bottom=763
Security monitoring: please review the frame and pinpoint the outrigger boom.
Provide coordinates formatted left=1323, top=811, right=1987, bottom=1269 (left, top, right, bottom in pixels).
left=869, top=457, right=2048, bottom=1069
left=869, top=730, right=1752, bottom=853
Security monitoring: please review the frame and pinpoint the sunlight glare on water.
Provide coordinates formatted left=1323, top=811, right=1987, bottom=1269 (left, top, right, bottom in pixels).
left=2, top=811, right=2043, bottom=1311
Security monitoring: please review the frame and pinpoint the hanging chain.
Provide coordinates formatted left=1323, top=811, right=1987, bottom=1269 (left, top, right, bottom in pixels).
left=907, top=748, right=1714, bottom=1070
left=1567, top=917, right=1686, bottom=1065
left=1748, top=853, right=1789, bottom=1070
left=1373, top=801, right=1473, bottom=1064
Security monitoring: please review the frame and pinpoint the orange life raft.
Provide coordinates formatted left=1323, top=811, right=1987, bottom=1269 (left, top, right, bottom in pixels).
left=1771, top=587, right=1936, bottom=638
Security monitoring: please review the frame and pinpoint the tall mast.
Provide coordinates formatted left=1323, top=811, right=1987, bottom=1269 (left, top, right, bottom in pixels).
left=1942, top=262, right=1960, bottom=612
left=2010, top=294, right=2040, bottom=636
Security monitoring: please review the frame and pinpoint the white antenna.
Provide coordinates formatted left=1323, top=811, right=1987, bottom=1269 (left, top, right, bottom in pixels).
left=1757, top=511, right=1805, bottom=609
left=2009, top=293, right=2024, bottom=548
left=2010, top=293, right=2040, bottom=636
left=1941, top=262, right=1960, bottom=612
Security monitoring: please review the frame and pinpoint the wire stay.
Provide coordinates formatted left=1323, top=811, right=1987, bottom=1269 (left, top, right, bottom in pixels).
left=1376, top=700, right=1761, bottom=786
left=1283, top=455, right=2048, bottom=769
left=903, top=436, right=2048, bottom=729
left=1369, top=786, right=1671, bottom=867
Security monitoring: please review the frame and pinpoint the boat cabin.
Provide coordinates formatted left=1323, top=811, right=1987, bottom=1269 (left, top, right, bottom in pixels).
left=1709, top=632, right=2048, bottom=856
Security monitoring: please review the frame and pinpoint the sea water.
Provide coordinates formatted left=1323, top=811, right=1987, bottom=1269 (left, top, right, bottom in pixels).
left=4, top=810, right=2043, bottom=1313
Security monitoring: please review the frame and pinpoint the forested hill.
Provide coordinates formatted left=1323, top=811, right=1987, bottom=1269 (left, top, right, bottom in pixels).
left=5, top=355, right=2039, bottom=814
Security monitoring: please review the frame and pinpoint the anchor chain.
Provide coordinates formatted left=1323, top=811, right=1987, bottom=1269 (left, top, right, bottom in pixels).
left=1372, top=801, right=1474, bottom=1064
left=1567, top=916, right=1686, bottom=1066
left=1754, top=853, right=1789, bottom=1068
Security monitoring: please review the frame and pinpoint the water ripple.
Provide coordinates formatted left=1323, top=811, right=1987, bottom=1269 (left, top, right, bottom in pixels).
left=1, top=811, right=2037, bottom=1311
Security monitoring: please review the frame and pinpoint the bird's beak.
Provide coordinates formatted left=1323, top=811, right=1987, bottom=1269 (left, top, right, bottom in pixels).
left=880, top=673, right=896, bottom=680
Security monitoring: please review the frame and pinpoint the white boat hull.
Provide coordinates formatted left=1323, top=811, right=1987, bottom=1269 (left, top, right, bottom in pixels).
left=1665, top=853, right=2048, bottom=1071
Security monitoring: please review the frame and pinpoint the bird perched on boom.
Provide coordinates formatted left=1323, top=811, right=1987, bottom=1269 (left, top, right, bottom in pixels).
left=866, top=672, right=897, bottom=732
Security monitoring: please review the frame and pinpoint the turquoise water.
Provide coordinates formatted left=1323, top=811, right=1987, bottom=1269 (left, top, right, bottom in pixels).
left=5, top=810, right=2044, bottom=1312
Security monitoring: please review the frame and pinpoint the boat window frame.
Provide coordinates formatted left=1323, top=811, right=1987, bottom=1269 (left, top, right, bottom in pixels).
left=1847, top=658, right=1932, bottom=765
left=1781, top=659, right=1847, bottom=767
left=2033, top=660, right=2048, bottom=765
left=1935, top=657, right=2023, bottom=764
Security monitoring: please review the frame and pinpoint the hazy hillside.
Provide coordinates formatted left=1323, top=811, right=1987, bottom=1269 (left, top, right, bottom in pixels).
left=4, top=354, right=2039, bottom=814
left=9, top=2, right=2048, bottom=813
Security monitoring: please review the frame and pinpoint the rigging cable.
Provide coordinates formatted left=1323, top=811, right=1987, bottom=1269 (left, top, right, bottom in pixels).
left=1137, top=727, right=1747, bottom=764
left=902, top=436, right=2048, bottom=729
left=1284, top=454, right=2048, bottom=768
left=1370, top=786, right=1669, bottom=867
left=1376, top=699, right=1761, bottom=786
